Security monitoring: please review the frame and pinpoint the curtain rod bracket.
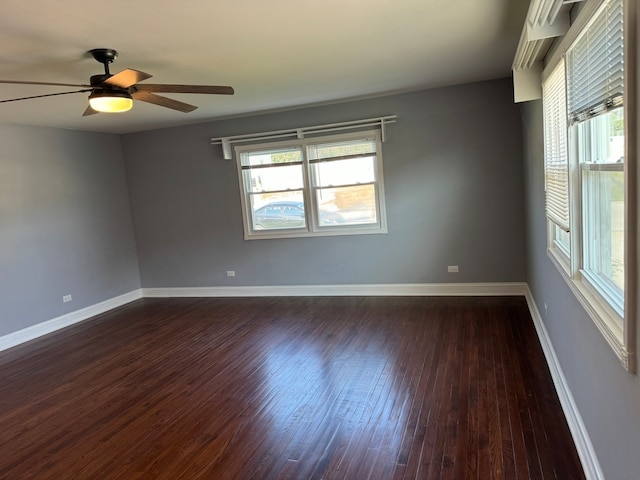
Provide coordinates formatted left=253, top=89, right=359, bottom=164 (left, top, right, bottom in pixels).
left=221, top=138, right=232, bottom=160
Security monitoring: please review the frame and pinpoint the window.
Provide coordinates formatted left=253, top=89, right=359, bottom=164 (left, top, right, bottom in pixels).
left=576, top=108, right=625, bottom=314
left=542, top=0, right=635, bottom=370
left=236, top=130, right=387, bottom=240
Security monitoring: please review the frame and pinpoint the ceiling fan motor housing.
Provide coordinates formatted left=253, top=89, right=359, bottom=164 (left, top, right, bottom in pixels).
left=89, top=48, right=118, bottom=64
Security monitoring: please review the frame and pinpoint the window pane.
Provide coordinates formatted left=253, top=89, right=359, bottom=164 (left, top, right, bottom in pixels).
left=315, top=184, right=377, bottom=226
left=307, top=138, right=376, bottom=161
left=553, top=224, right=571, bottom=257
left=579, top=108, right=624, bottom=296
left=312, top=156, right=376, bottom=187
left=249, top=193, right=306, bottom=230
left=582, top=169, right=624, bottom=291
left=241, top=147, right=302, bottom=167
left=243, top=164, right=304, bottom=193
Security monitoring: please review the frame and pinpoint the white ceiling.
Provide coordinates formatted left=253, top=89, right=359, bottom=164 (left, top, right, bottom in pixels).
left=0, top=0, right=528, bottom=134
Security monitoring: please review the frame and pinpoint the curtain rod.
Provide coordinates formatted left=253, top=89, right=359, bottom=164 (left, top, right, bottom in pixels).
left=211, top=115, right=398, bottom=160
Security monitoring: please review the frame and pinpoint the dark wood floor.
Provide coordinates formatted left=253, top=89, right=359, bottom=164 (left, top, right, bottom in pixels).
left=0, top=296, right=584, bottom=479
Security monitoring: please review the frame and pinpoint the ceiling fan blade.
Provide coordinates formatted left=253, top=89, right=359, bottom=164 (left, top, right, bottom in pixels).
left=132, top=91, right=197, bottom=113
left=0, top=89, right=91, bottom=104
left=134, top=84, right=234, bottom=95
left=0, top=79, right=89, bottom=88
left=82, top=105, right=99, bottom=116
left=104, top=69, right=152, bottom=88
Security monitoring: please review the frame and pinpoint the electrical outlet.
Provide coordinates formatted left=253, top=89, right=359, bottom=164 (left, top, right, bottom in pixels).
left=447, top=265, right=459, bottom=273
left=63, top=295, right=72, bottom=303
left=226, top=270, right=236, bottom=277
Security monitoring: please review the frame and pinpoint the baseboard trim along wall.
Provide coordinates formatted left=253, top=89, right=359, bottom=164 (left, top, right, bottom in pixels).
left=141, top=282, right=529, bottom=298
left=523, top=287, right=604, bottom=480
left=0, top=289, right=143, bottom=352
left=0, top=281, right=600, bottom=480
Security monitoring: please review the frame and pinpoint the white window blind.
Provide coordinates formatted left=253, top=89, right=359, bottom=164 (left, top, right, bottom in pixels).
left=543, top=60, right=570, bottom=231
left=566, top=0, right=624, bottom=124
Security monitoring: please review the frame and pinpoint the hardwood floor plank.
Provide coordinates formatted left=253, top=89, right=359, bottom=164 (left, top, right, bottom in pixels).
left=0, top=297, right=585, bottom=479
left=492, top=306, right=517, bottom=480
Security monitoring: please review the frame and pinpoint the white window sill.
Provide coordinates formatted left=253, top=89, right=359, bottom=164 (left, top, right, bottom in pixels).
left=244, top=224, right=388, bottom=241
left=547, top=248, right=631, bottom=371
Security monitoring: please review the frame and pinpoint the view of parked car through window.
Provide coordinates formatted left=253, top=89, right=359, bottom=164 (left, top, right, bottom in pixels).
left=252, top=201, right=346, bottom=230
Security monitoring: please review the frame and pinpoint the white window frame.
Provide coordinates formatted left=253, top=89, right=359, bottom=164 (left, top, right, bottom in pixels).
left=541, top=0, right=636, bottom=371
left=235, top=130, right=388, bottom=240
left=576, top=112, right=625, bottom=315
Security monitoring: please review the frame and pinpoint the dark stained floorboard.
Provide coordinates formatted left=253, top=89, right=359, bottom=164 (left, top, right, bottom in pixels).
left=0, top=296, right=585, bottom=479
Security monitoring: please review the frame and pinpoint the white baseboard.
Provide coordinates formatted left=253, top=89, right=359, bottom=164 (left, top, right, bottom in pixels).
left=0, top=289, right=143, bottom=352
left=523, top=286, right=604, bottom=480
left=142, top=282, right=529, bottom=298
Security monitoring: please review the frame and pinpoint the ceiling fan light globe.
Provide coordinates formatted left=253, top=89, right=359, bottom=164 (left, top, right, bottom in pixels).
left=88, top=91, right=133, bottom=113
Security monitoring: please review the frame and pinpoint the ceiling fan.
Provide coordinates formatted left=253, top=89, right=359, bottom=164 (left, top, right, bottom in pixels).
left=0, top=48, right=234, bottom=115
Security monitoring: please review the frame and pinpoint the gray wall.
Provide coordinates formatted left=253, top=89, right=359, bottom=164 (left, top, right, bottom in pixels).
left=521, top=100, right=640, bottom=479
left=0, top=124, right=141, bottom=336
left=123, top=78, right=526, bottom=288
